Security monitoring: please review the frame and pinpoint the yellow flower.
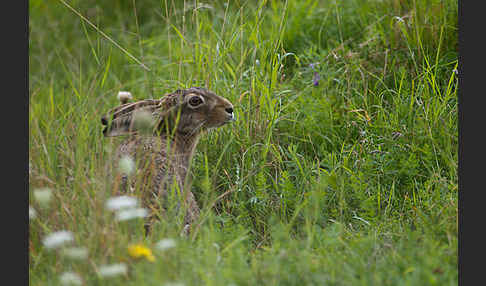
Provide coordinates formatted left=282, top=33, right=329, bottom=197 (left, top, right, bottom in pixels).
left=127, top=244, right=155, bottom=262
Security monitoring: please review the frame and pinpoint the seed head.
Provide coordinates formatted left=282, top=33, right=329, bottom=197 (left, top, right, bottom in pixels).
left=117, top=91, right=133, bottom=104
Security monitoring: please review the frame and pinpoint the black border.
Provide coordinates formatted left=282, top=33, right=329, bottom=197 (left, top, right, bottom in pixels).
left=7, top=0, right=28, bottom=284
left=458, top=1, right=480, bottom=285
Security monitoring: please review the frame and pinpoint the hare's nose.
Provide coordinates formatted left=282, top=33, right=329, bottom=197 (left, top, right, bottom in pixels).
left=225, top=107, right=233, bottom=114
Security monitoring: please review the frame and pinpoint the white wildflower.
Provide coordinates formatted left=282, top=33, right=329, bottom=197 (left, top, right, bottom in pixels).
left=105, top=196, right=138, bottom=211
left=98, top=263, right=128, bottom=278
left=59, top=271, right=83, bottom=286
left=33, top=188, right=52, bottom=207
left=61, top=247, right=89, bottom=260
left=394, top=16, right=405, bottom=23
left=43, top=231, right=74, bottom=249
left=132, top=110, right=155, bottom=134
left=104, top=145, right=113, bottom=154
left=117, top=91, right=133, bottom=104
left=118, top=156, right=135, bottom=175
left=213, top=243, right=221, bottom=263
left=29, top=206, right=36, bottom=220
left=196, top=3, right=213, bottom=10
left=155, top=238, right=176, bottom=251
left=115, top=207, right=149, bottom=221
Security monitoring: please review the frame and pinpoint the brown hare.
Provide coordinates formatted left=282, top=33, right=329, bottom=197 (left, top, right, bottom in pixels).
left=101, top=87, right=235, bottom=234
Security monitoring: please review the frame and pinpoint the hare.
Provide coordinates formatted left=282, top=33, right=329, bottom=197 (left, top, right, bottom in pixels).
left=101, top=87, right=235, bottom=234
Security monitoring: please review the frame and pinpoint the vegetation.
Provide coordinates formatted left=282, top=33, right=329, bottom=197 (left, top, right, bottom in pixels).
left=29, top=0, right=458, bottom=285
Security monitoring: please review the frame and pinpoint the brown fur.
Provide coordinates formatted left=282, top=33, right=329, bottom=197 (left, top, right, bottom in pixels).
left=101, top=87, right=234, bottom=234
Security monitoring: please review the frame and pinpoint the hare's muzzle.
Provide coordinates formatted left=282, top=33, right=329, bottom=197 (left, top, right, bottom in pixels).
left=225, top=107, right=236, bottom=122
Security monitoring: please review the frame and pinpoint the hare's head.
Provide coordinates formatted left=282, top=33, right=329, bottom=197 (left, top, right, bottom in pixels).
left=101, top=87, right=235, bottom=137
left=175, top=87, right=235, bottom=133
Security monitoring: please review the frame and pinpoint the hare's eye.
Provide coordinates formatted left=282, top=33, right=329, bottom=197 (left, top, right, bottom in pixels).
left=188, top=96, right=204, bottom=107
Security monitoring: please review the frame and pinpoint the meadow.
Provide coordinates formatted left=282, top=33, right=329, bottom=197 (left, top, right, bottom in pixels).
left=29, top=0, right=458, bottom=285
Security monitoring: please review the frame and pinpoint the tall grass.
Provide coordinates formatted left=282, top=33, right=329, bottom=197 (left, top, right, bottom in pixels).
left=29, top=0, right=457, bottom=285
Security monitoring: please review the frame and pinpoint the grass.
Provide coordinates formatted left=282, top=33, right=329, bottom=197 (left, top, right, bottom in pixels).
left=29, top=0, right=458, bottom=285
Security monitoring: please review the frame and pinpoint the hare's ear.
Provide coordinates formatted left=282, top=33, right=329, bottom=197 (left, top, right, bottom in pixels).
left=102, top=112, right=136, bottom=137
left=101, top=100, right=162, bottom=137
left=153, top=105, right=183, bottom=135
